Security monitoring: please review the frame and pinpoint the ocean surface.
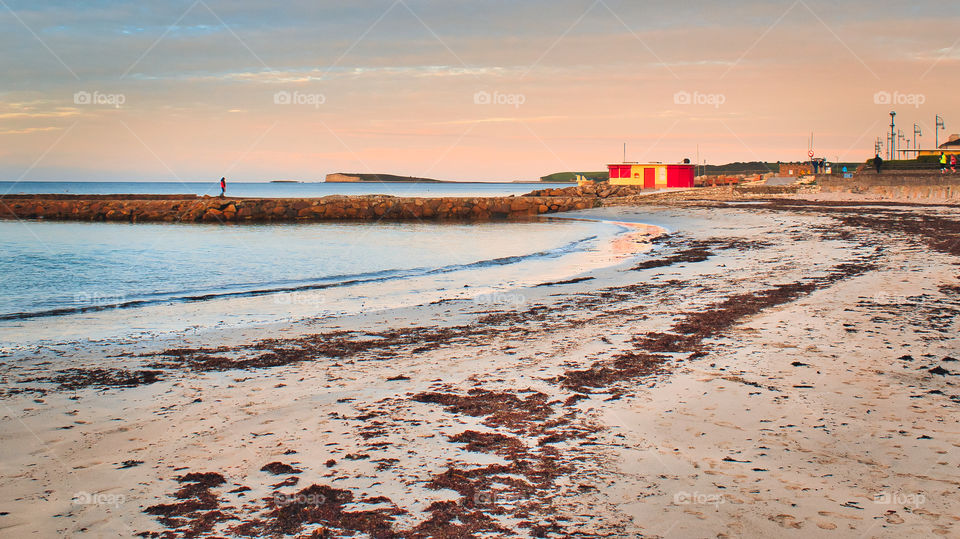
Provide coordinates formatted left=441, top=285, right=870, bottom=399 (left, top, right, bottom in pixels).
left=0, top=215, right=660, bottom=347
left=0, top=181, right=571, bottom=198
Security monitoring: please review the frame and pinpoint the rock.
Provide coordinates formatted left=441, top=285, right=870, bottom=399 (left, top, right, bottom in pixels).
left=202, top=208, right=224, bottom=222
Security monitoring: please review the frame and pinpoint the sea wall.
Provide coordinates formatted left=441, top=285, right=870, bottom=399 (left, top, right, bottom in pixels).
left=817, top=174, right=960, bottom=202
left=0, top=194, right=599, bottom=223
left=524, top=182, right=647, bottom=198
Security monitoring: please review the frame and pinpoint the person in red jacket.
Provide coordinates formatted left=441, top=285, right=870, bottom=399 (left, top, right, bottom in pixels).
left=220, top=177, right=226, bottom=197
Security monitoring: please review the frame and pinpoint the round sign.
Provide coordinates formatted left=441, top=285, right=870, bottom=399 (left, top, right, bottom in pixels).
left=807, top=150, right=815, bottom=158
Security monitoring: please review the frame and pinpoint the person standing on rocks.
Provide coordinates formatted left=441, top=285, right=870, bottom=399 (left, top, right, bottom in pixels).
left=220, top=177, right=226, bottom=197
left=874, top=154, right=883, bottom=174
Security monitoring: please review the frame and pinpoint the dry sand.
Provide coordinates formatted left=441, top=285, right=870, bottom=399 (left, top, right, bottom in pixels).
left=0, top=200, right=958, bottom=538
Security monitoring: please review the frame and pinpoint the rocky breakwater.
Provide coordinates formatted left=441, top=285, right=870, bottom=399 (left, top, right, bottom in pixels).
left=0, top=193, right=599, bottom=223
left=524, top=181, right=648, bottom=199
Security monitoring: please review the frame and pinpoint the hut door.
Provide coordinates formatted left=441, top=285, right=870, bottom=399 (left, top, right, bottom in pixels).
left=643, top=168, right=655, bottom=189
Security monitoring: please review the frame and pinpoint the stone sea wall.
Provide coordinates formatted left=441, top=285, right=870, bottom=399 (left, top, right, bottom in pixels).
left=523, top=182, right=647, bottom=198
left=0, top=194, right=600, bottom=223
left=817, top=174, right=960, bottom=202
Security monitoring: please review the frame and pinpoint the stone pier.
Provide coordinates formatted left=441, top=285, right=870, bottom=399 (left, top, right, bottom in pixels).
left=0, top=194, right=600, bottom=223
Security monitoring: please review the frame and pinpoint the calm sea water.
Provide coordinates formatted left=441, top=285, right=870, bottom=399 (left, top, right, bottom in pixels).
left=0, top=216, right=649, bottom=346
left=0, top=181, right=570, bottom=198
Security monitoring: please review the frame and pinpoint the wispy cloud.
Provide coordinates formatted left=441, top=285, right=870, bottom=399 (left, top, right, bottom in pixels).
left=435, top=116, right=569, bottom=126
left=126, top=65, right=513, bottom=83
left=0, top=126, right=63, bottom=135
left=0, top=109, right=81, bottom=120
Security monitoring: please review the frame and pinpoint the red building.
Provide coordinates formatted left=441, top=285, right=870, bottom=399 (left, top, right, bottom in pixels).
left=607, top=163, right=695, bottom=188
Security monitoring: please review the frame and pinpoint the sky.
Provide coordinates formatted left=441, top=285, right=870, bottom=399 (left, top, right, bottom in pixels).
left=0, top=0, right=957, bottom=182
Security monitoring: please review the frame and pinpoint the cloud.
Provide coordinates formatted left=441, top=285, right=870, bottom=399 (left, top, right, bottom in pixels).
left=435, top=116, right=569, bottom=126
left=0, top=107, right=81, bottom=120
left=0, top=126, right=63, bottom=135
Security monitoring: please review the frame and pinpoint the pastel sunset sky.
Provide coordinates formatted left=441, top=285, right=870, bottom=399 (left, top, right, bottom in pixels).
left=1, top=0, right=957, bottom=182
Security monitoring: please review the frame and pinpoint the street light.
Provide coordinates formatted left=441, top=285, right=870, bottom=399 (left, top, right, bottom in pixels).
left=914, top=123, right=922, bottom=155
left=936, top=115, right=945, bottom=149
left=889, top=111, right=896, bottom=160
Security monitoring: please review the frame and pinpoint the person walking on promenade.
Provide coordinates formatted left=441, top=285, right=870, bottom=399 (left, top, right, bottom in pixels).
left=874, top=154, right=883, bottom=174
left=220, top=177, right=226, bottom=197
left=941, top=153, right=948, bottom=174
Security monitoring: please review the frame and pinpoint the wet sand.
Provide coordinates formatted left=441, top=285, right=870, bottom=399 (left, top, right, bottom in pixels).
left=1, top=200, right=958, bottom=537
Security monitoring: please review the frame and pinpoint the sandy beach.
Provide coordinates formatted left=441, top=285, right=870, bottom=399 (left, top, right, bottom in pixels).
left=1, top=197, right=958, bottom=538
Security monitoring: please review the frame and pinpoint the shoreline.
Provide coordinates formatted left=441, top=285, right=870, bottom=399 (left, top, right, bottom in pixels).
left=1, top=200, right=958, bottom=536
left=0, top=216, right=658, bottom=348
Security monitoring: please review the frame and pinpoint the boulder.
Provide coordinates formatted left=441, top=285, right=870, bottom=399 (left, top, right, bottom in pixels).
left=203, top=208, right=224, bottom=222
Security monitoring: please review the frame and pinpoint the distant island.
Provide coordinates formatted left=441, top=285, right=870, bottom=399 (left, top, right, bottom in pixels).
left=701, top=161, right=781, bottom=174
left=326, top=173, right=445, bottom=183
left=539, top=172, right=605, bottom=183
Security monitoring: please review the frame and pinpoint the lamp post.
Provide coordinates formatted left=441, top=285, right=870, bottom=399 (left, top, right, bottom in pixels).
left=897, top=130, right=905, bottom=159
left=889, top=111, right=896, bottom=160
left=913, top=123, right=922, bottom=156
left=936, top=115, right=945, bottom=149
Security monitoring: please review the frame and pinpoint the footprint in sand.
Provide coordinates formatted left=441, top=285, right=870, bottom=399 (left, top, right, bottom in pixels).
left=884, top=511, right=905, bottom=524
left=913, top=508, right=941, bottom=520
left=816, top=521, right=837, bottom=530
left=817, top=510, right=863, bottom=522
left=770, top=514, right=802, bottom=529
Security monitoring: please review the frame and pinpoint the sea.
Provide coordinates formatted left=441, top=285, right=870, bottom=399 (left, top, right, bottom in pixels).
left=0, top=181, right=662, bottom=348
